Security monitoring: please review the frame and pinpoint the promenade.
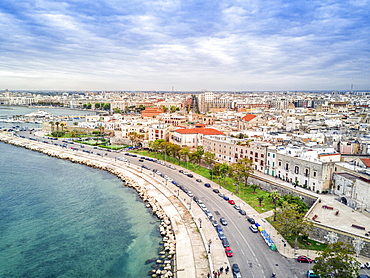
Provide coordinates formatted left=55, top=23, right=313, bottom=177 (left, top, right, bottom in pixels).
left=1, top=131, right=369, bottom=278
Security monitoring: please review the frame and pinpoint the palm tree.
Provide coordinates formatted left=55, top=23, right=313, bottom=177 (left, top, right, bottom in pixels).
left=256, top=195, right=264, bottom=207
left=49, top=121, right=55, bottom=132
left=60, top=122, right=65, bottom=132
left=55, top=122, right=60, bottom=132
left=269, top=190, right=281, bottom=221
left=251, top=184, right=259, bottom=194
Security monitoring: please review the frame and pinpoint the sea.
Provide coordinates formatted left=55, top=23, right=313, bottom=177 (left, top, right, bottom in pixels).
left=0, top=106, right=162, bottom=278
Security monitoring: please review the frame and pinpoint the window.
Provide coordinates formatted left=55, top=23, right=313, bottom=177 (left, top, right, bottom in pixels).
left=285, top=163, right=289, bottom=171
left=313, top=171, right=317, bottom=177
left=278, top=161, right=282, bottom=166
left=273, top=154, right=275, bottom=158
left=268, top=153, right=270, bottom=157
left=272, top=162, right=275, bottom=167
left=294, top=166, right=299, bottom=174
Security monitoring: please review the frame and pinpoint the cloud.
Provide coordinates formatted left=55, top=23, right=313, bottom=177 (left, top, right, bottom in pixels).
left=0, top=0, right=369, bottom=91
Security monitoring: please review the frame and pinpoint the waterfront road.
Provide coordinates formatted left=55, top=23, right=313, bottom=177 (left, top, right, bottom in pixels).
left=16, top=131, right=342, bottom=278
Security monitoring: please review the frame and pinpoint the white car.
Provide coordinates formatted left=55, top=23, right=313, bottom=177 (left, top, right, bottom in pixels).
left=365, top=262, right=370, bottom=269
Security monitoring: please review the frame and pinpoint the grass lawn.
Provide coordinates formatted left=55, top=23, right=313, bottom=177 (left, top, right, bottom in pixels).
left=266, top=216, right=328, bottom=251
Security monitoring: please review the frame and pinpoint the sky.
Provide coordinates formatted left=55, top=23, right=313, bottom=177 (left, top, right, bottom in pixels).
left=1, top=0, right=369, bottom=91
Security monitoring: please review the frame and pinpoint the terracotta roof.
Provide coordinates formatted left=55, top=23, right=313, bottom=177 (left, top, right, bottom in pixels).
left=242, top=114, right=257, bottom=122
left=360, top=158, right=370, bottom=167
left=174, top=128, right=224, bottom=135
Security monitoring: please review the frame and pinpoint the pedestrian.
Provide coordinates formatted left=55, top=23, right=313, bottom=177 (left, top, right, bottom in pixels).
left=217, top=271, right=220, bottom=277
left=220, top=266, right=223, bottom=273
left=225, top=266, right=229, bottom=274
left=207, top=273, right=210, bottom=278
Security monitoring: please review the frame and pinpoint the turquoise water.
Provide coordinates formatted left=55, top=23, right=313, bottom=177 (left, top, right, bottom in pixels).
left=0, top=142, right=161, bottom=277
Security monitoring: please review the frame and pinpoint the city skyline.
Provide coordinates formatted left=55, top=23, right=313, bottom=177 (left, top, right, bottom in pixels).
left=1, top=0, right=370, bottom=91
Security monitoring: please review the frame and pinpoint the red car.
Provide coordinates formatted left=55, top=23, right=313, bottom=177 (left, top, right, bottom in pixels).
left=228, top=200, right=235, bottom=205
left=225, top=247, right=233, bottom=257
left=297, top=256, right=313, bottom=263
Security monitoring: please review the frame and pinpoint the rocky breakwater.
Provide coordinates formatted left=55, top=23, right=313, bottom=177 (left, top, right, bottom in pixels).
left=0, top=132, right=175, bottom=278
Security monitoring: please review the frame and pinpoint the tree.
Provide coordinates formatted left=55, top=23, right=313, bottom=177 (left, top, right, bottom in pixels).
left=113, top=108, right=122, bottom=114
left=95, top=103, right=101, bottom=109
left=256, top=195, right=264, bottom=206
left=204, top=151, right=216, bottom=169
left=212, top=163, right=223, bottom=183
left=228, top=163, right=244, bottom=194
left=251, top=184, right=259, bottom=193
left=128, top=132, right=144, bottom=147
left=170, top=106, right=179, bottom=113
left=179, top=147, right=190, bottom=166
left=277, top=194, right=308, bottom=214
left=229, top=158, right=254, bottom=193
left=269, top=190, right=281, bottom=221
left=103, top=103, right=111, bottom=111
left=275, top=202, right=313, bottom=248
left=168, top=143, right=181, bottom=163
left=55, top=121, right=60, bottom=132
left=312, top=241, right=359, bottom=278
left=192, top=146, right=204, bottom=168
left=219, top=163, right=230, bottom=186
left=60, top=122, right=65, bottom=132
left=49, top=121, right=55, bottom=132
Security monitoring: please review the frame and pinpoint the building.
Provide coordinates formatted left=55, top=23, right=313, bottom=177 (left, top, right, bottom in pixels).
left=141, top=107, right=164, bottom=117
left=148, top=124, right=171, bottom=142
left=270, top=145, right=340, bottom=193
left=172, top=127, right=224, bottom=148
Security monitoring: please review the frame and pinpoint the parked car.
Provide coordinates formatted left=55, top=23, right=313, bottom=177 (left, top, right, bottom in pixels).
left=297, top=255, right=313, bottom=263
left=233, top=205, right=240, bottom=210
left=239, top=210, right=246, bottom=215
left=193, top=196, right=199, bottom=203
left=221, top=238, right=230, bottom=247
left=249, top=224, right=258, bottom=233
left=365, top=262, right=370, bottom=269
left=307, top=270, right=320, bottom=278
left=218, top=231, right=226, bottom=240
left=211, top=220, right=218, bottom=227
left=218, top=193, right=225, bottom=198
left=247, top=218, right=255, bottom=224
left=228, top=200, right=235, bottom=205
left=223, top=196, right=230, bottom=201
left=213, top=189, right=220, bottom=193
left=204, top=183, right=211, bottom=188
left=196, top=179, right=202, bottom=183
left=216, top=224, right=223, bottom=232
left=220, top=217, right=228, bottom=226
left=187, top=173, right=193, bottom=178
left=225, top=247, right=233, bottom=257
